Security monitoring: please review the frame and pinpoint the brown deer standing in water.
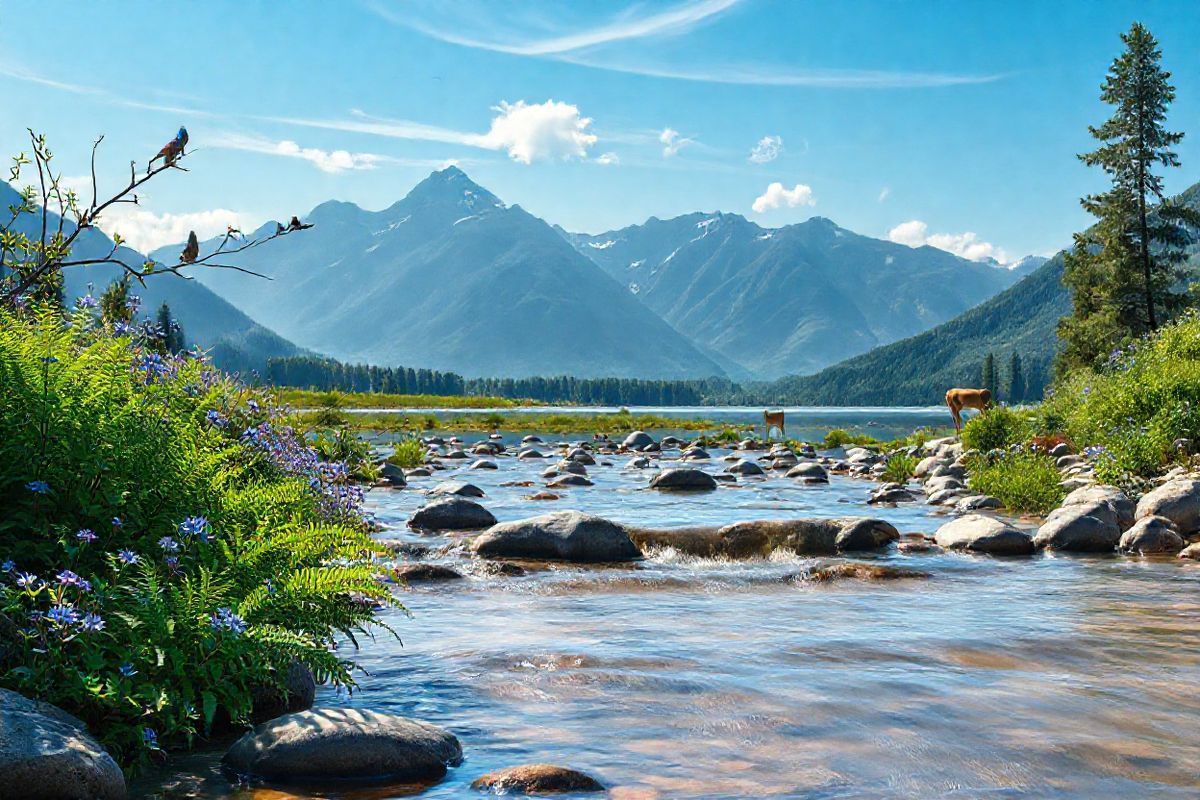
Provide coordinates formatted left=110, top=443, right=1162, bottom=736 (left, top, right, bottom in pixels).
left=763, top=409, right=785, bottom=440
left=945, top=388, right=992, bottom=433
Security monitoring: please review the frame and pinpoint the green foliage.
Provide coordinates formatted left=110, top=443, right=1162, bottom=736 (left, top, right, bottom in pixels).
left=960, top=406, right=1032, bottom=453
left=964, top=450, right=1066, bottom=514
left=386, top=436, right=426, bottom=469
left=881, top=453, right=918, bottom=484
left=822, top=428, right=880, bottom=449
left=0, top=309, right=397, bottom=769
left=312, top=428, right=379, bottom=482
left=981, top=352, right=997, bottom=397
left=1042, top=309, right=1200, bottom=485
left=1007, top=352, right=1026, bottom=403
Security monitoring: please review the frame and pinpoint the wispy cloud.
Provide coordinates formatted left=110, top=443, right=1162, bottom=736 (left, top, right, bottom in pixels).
left=659, top=128, right=695, bottom=158
left=749, top=135, right=782, bottom=164
left=365, top=0, right=739, bottom=56
left=207, top=131, right=461, bottom=173
left=0, top=62, right=215, bottom=117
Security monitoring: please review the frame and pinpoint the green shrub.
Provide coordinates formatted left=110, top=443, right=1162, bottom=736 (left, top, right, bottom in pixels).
left=960, top=406, right=1032, bottom=452
left=881, top=453, right=918, bottom=483
left=313, top=428, right=380, bottom=482
left=822, top=428, right=880, bottom=449
left=964, top=450, right=1065, bottom=514
left=387, top=436, right=426, bottom=469
left=0, top=309, right=397, bottom=768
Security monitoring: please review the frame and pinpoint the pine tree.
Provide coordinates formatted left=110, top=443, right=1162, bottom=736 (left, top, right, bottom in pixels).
left=981, top=352, right=997, bottom=398
left=155, top=302, right=185, bottom=354
left=1059, top=22, right=1199, bottom=373
left=1007, top=352, right=1025, bottom=404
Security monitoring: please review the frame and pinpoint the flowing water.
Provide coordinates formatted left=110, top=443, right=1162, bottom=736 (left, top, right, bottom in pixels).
left=140, top=421, right=1200, bottom=799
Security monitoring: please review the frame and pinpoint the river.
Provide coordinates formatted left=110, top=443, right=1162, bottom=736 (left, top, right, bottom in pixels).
left=137, top=419, right=1200, bottom=799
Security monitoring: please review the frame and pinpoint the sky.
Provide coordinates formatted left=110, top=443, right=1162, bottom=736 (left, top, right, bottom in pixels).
left=3, top=0, right=1200, bottom=263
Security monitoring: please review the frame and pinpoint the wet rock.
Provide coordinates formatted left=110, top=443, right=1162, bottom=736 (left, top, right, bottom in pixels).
left=897, top=536, right=938, bottom=553
left=926, top=488, right=964, bottom=506
left=913, top=455, right=944, bottom=478
left=557, top=460, right=588, bottom=476
left=727, top=459, right=766, bottom=476
left=868, top=487, right=916, bottom=504
left=630, top=518, right=897, bottom=558
left=935, top=514, right=1034, bottom=555
left=1135, top=478, right=1200, bottom=534
left=445, top=449, right=468, bottom=460
left=222, top=708, right=461, bottom=786
left=469, top=460, right=498, bottom=470
left=518, top=449, right=547, bottom=460
left=803, top=560, right=929, bottom=582
left=406, top=467, right=432, bottom=478
left=251, top=661, right=318, bottom=725
left=924, top=475, right=966, bottom=495
left=623, top=431, right=654, bottom=449
left=680, top=447, right=710, bottom=460
left=379, top=463, right=407, bottom=487
left=770, top=454, right=799, bottom=469
left=409, top=497, right=497, bottom=531
left=1033, top=502, right=1121, bottom=552
left=954, top=495, right=1001, bottom=513
left=661, top=436, right=686, bottom=448
left=649, top=468, right=718, bottom=491
left=566, top=448, right=596, bottom=465
left=547, top=474, right=594, bottom=488
left=1048, top=443, right=1072, bottom=458
left=627, top=456, right=651, bottom=469
left=1119, top=516, right=1185, bottom=554
left=472, top=511, right=641, bottom=563
left=427, top=481, right=485, bottom=499
left=500, top=480, right=535, bottom=488
left=471, top=764, right=604, bottom=794
left=525, top=492, right=561, bottom=501
left=1063, top=485, right=1135, bottom=531
left=396, top=564, right=465, bottom=582
left=714, top=473, right=737, bottom=483
left=522, top=435, right=544, bottom=444
left=474, top=561, right=527, bottom=577
left=786, top=462, right=829, bottom=482
left=0, top=688, right=127, bottom=799
left=1179, top=542, right=1200, bottom=560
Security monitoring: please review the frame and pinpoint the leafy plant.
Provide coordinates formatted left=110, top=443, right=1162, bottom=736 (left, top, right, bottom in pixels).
left=312, top=427, right=380, bottom=482
left=881, top=453, right=918, bottom=484
left=964, top=450, right=1066, bottom=514
left=386, top=436, right=426, bottom=469
left=960, top=406, right=1032, bottom=453
left=822, top=428, right=880, bottom=449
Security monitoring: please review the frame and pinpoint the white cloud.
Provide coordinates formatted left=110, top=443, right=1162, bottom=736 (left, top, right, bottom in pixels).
left=101, top=207, right=256, bottom=253
left=877, top=186, right=891, bottom=203
left=595, top=152, right=620, bottom=166
left=478, top=100, right=597, bottom=163
left=752, top=182, right=815, bottom=214
left=660, top=127, right=694, bottom=158
left=887, top=219, right=1008, bottom=263
left=749, top=135, right=782, bottom=164
left=211, top=132, right=386, bottom=173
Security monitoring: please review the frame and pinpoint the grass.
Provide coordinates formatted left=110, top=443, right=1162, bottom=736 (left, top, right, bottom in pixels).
left=293, top=409, right=728, bottom=435
left=964, top=450, right=1066, bottom=514
left=276, top=388, right=519, bottom=410
left=881, top=453, right=918, bottom=483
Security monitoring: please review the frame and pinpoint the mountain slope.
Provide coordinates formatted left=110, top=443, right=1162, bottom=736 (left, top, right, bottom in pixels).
left=565, top=213, right=1023, bottom=378
left=159, top=167, right=725, bottom=379
left=1, top=182, right=304, bottom=371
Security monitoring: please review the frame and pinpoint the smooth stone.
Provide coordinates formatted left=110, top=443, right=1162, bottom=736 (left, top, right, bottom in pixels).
left=786, top=462, right=829, bottom=481
left=727, top=459, right=766, bottom=476
left=924, top=475, right=965, bottom=494
left=1135, top=478, right=1200, bottom=534
left=1062, top=485, right=1135, bottom=530
left=547, top=474, right=594, bottom=488
left=622, top=431, right=654, bottom=449
left=954, top=495, right=1001, bottom=513
left=406, top=467, right=432, bottom=478
left=802, top=560, right=929, bottom=582
left=221, top=708, right=461, bottom=785
left=0, top=688, right=126, bottom=800
left=1179, top=542, right=1200, bottom=560
left=468, top=460, right=498, bottom=470
left=913, top=455, right=944, bottom=478
left=926, top=488, right=964, bottom=506
left=378, top=463, right=407, bottom=487
left=426, top=481, right=485, bottom=499
left=471, top=511, right=641, bottom=563
left=629, top=518, right=897, bottom=558
left=251, top=661, right=317, bottom=725
left=1048, top=443, right=1072, bottom=458
left=556, top=460, right=588, bottom=476
left=396, top=564, right=465, bottom=582
left=649, top=468, right=718, bottom=491
left=1119, top=516, right=1185, bottom=554
left=1033, top=503, right=1121, bottom=552
left=627, top=457, right=651, bottom=469
left=518, top=449, right=547, bottom=460
left=522, top=435, right=543, bottom=444
left=471, top=764, right=604, bottom=794
left=935, top=514, right=1034, bottom=555
left=408, top=497, right=497, bottom=531
left=868, top=487, right=916, bottom=504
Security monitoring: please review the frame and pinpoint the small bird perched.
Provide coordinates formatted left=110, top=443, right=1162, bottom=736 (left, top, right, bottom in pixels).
left=180, top=231, right=199, bottom=264
left=149, top=127, right=189, bottom=173
left=287, top=215, right=314, bottom=231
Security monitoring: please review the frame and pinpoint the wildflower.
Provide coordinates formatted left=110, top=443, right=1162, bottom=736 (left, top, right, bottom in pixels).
left=26, top=480, right=50, bottom=494
left=47, top=605, right=81, bottom=626
left=76, top=294, right=98, bottom=309
left=209, top=606, right=247, bottom=636
left=247, top=399, right=260, bottom=413
left=157, top=536, right=180, bottom=553
left=112, top=517, right=124, bottom=529
left=56, top=570, right=85, bottom=587
left=112, top=321, right=133, bottom=336
left=79, top=613, right=105, bottom=633
left=117, top=549, right=139, bottom=565
left=15, top=572, right=38, bottom=589
left=205, top=409, right=227, bottom=427
left=143, top=728, right=158, bottom=747
left=75, top=529, right=98, bottom=543
left=119, top=663, right=137, bottom=677
left=1, top=560, right=13, bottom=573
left=164, top=556, right=181, bottom=574
left=264, top=578, right=275, bottom=594
left=38, top=356, right=58, bottom=364
left=178, top=516, right=209, bottom=542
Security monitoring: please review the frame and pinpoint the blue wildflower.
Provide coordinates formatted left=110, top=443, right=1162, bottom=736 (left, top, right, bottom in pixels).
left=157, top=537, right=180, bottom=553
left=164, top=556, right=180, bottom=574
left=1, top=560, right=13, bottom=573
left=76, top=294, right=98, bottom=309
left=143, top=728, right=158, bottom=746
left=79, top=613, right=105, bottom=633
left=47, top=605, right=80, bottom=626
left=119, top=663, right=137, bottom=677
left=75, top=529, right=98, bottom=543
left=26, top=480, right=50, bottom=494
left=117, top=549, right=139, bottom=565
left=15, top=572, right=38, bottom=589
left=209, top=607, right=247, bottom=636
left=56, top=570, right=84, bottom=587
left=38, top=356, right=58, bottom=364
left=178, top=516, right=209, bottom=542
left=112, top=517, right=124, bottom=528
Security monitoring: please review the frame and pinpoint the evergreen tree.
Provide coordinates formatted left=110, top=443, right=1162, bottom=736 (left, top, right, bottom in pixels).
left=1059, top=22, right=1199, bottom=372
left=1007, top=352, right=1025, bottom=404
left=156, top=302, right=185, bottom=354
left=981, top=352, right=997, bottom=398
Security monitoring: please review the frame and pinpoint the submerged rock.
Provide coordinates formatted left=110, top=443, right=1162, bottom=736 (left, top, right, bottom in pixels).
left=378, top=463, right=407, bottom=487
left=649, top=468, right=717, bottom=491
left=471, top=511, right=641, bottom=563
left=954, top=495, right=1001, bottom=513
left=802, top=560, right=929, bottom=582
left=547, top=474, right=594, bottom=488
left=409, top=497, right=497, bottom=531
left=786, top=462, right=829, bottom=482
left=935, top=515, right=1034, bottom=555
left=396, top=564, right=465, bottom=582
left=629, top=517, right=897, bottom=559
left=1179, top=542, right=1200, bottom=560
left=1135, top=478, right=1200, bottom=534
left=222, top=708, right=461, bottom=785
left=727, top=459, right=766, bottom=476
left=623, top=431, right=654, bottom=449
left=0, top=688, right=126, bottom=800
left=1119, top=516, right=1185, bottom=554
left=471, top=764, right=605, bottom=794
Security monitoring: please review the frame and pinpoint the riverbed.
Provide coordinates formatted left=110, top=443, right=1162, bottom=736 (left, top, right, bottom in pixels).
left=137, top=428, right=1200, bottom=799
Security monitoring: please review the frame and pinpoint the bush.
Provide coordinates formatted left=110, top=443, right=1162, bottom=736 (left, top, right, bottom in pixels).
left=822, top=428, right=880, bottom=449
left=960, top=406, right=1032, bottom=453
left=0, top=309, right=397, bottom=768
left=387, top=436, right=426, bottom=469
left=881, top=453, right=918, bottom=483
left=964, top=450, right=1065, bottom=514
left=313, top=428, right=380, bottom=482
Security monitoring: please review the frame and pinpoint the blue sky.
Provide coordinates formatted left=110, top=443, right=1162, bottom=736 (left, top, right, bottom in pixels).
left=3, top=1, right=1200, bottom=261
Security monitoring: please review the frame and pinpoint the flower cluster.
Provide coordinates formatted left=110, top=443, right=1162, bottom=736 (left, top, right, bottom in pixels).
left=209, top=606, right=247, bottom=636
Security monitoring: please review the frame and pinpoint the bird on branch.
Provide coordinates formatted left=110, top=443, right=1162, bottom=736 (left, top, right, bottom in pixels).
left=180, top=231, right=199, bottom=264
left=149, top=127, right=189, bottom=173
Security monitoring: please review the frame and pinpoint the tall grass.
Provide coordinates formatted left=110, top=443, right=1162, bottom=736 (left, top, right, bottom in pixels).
left=964, top=450, right=1065, bottom=514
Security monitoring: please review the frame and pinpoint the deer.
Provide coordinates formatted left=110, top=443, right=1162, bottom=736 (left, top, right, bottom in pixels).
left=763, top=409, right=785, bottom=440
left=945, top=388, right=992, bottom=433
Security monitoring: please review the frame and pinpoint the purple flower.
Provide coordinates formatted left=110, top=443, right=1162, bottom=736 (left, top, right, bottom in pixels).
left=119, top=663, right=137, bottom=677
left=157, top=537, right=180, bottom=553
left=178, top=516, right=209, bottom=542
left=76, top=294, right=98, bottom=309
left=1, top=560, right=13, bottom=573
left=56, top=570, right=84, bottom=587
left=47, top=604, right=81, bottom=626
left=209, top=606, right=247, bottom=636
left=15, top=572, right=38, bottom=589
left=117, top=549, right=139, bottom=565
left=247, top=399, right=260, bottom=413
left=26, top=480, right=50, bottom=494
left=75, top=529, right=98, bottom=543
left=143, top=728, right=158, bottom=746
left=79, top=613, right=105, bottom=633
left=205, top=409, right=227, bottom=427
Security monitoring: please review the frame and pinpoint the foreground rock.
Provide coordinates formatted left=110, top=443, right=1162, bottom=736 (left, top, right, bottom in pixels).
left=0, top=688, right=126, bottom=799
left=222, top=708, right=461, bottom=785
left=1179, top=542, right=1200, bottom=560
left=471, top=511, right=641, bottom=563
left=396, top=564, right=465, bottom=582
left=1062, top=485, right=1135, bottom=531
left=1135, top=478, right=1200, bottom=534
left=471, top=764, right=605, bottom=794
left=801, top=560, right=929, bottom=582
left=629, top=517, right=898, bottom=559
left=1033, top=501, right=1121, bottom=552
left=409, top=497, right=497, bottom=531
left=649, top=468, right=717, bottom=491
left=935, top=515, right=1034, bottom=555
left=1118, top=516, right=1185, bottom=554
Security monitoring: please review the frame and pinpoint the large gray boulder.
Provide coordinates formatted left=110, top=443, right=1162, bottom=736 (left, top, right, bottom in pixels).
left=935, top=515, right=1034, bottom=555
left=786, top=462, right=829, bottom=482
left=0, top=688, right=126, bottom=799
left=1119, top=515, right=1185, bottom=554
left=727, top=459, right=766, bottom=476
left=426, top=481, right=485, bottom=498
left=649, top=468, right=718, bottom=491
left=471, top=511, right=641, bottom=562
left=378, top=463, right=407, bottom=487
left=222, top=708, right=461, bottom=785
left=1135, top=479, right=1200, bottom=534
left=1062, top=485, right=1135, bottom=531
left=251, top=661, right=317, bottom=724
left=408, top=497, right=496, bottom=530
left=1033, top=502, right=1121, bottom=552
left=622, top=431, right=654, bottom=449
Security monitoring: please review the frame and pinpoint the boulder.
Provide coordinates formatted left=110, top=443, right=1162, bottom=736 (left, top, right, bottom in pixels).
left=926, top=488, right=964, bottom=506
left=622, top=431, right=654, bottom=449
left=471, top=764, right=604, bottom=794
left=868, top=486, right=916, bottom=504
left=1048, top=443, right=1072, bottom=458
left=547, top=474, right=594, bottom=488
left=913, top=455, right=944, bottom=479
left=954, top=495, right=1001, bottom=513
left=627, top=456, right=651, bottom=469
left=378, top=463, right=407, bottom=487
left=1179, top=542, right=1200, bottom=560
left=518, top=449, right=547, bottom=460
left=1135, top=479, right=1200, bottom=534
left=251, top=660, right=317, bottom=725
left=406, top=467, right=432, bottom=478
left=522, top=435, right=544, bottom=444
left=0, top=688, right=126, bottom=799
left=468, top=460, right=498, bottom=470
left=1062, top=485, right=1135, bottom=531
left=222, top=708, right=461, bottom=785
left=727, top=459, right=766, bottom=476
left=935, top=515, right=1034, bottom=555
left=1033, top=503, right=1121, bottom=552
left=408, top=497, right=497, bottom=531
left=629, top=518, right=897, bottom=558
left=924, top=475, right=966, bottom=495
left=426, top=481, right=485, bottom=499
left=566, top=448, right=596, bottom=465
left=649, top=468, right=718, bottom=492
left=786, top=462, right=829, bottom=482
left=680, top=447, right=710, bottom=460
left=396, top=564, right=465, bottom=582
left=1119, top=516, right=1185, bottom=554
left=471, top=511, right=640, bottom=563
